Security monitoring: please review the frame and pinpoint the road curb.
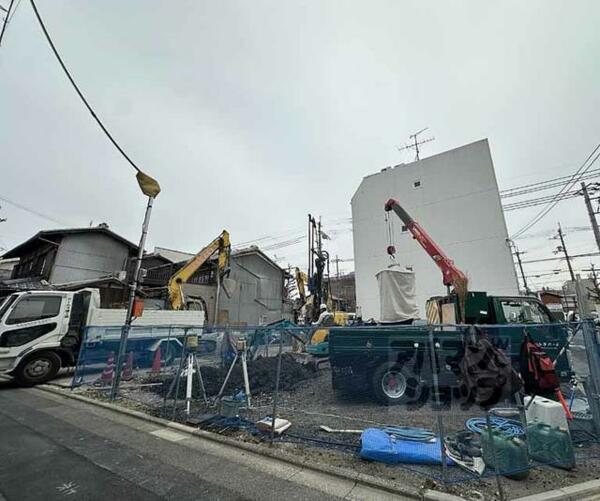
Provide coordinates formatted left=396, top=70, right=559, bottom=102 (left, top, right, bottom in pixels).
left=32, top=385, right=600, bottom=501
left=511, top=478, right=600, bottom=501
left=37, top=384, right=428, bottom=500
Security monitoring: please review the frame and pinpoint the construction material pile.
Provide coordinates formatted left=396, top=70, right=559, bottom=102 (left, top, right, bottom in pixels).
left=150, top=354, right=317, bottom=399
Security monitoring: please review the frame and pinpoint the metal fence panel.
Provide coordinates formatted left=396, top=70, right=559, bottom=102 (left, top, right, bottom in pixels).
left=69, top=320, right=600, bottom=494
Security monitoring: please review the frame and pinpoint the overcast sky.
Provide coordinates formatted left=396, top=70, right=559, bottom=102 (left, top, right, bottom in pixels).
left=1, top=0, right=600, bottom=285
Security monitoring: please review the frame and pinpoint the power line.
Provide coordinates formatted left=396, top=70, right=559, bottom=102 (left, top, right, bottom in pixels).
left=501, top=168, right=600, bottom=199
left=523, top=268, right=593, bottom=279
left=236, top=216, right=352, bottom=249
left=521, top=251, right=600, bottom=264
left=512, top=143, right=600, bottom=238
left=261, top=235, right=306, bottom=251
left=29, top=0, right=142, bottom=174
left=6, top=0, right=20, bottom=24
left=0, top=0, right=14, bottom=46
left=0, top=194, right=69, bottom=226
left=515, top=226, right=590, bottom=240
left=502, top=189, right=580, bottom=211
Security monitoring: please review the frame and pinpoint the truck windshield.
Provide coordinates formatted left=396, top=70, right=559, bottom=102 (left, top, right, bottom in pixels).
left=500, top=299, right=551, bottom=324
left=5, top=296, right=62, bottom=325
left=0, top=295, right=18, bottom=320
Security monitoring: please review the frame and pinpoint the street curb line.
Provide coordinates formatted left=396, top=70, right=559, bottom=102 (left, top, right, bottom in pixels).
left=37, top=384, right=429, bottom=500
left=33, top=386, right=600, bottom=501
left=423, top=492, right=469, bottom=501
left=512, top=478, right=600, bottom=501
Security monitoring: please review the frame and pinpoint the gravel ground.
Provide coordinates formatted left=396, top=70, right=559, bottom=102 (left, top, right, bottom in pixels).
left=75, top=366, right=600, bottom=501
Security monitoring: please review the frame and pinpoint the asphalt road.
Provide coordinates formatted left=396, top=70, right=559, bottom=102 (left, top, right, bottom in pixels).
left=0, top=382, right=399, bottom=501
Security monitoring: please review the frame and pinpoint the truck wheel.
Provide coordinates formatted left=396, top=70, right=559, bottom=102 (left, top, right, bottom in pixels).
left=14, top=351, right=61, bottom=387
left=372, top=362, right=423, bottom=405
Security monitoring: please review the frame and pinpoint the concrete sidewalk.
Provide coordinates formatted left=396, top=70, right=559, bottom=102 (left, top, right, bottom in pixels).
left=0, top=381, right=411, bottom=500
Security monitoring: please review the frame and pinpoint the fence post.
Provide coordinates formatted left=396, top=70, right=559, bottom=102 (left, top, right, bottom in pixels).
left=484, top=411, right=507, bottom=501
left=71, top=326, right=89, bottom=389
left=581, top=320, right=600, bottom=434
left=575, top=274, right=594, bottom=319
left=270, top=329, right=284, bottom=444
left=162, top=334, right=186, bottom=419
left=427, top=327, right=448, bottom=483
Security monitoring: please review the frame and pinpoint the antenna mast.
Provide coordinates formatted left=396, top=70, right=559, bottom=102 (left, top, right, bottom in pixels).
left=397, top=127, right=435, bottom=161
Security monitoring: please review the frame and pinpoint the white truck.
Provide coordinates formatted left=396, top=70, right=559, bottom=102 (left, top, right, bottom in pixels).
left=0, top=288, right=204, bottom=386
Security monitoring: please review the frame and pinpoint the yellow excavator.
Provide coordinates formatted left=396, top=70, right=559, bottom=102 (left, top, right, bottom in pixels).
left=167, top=230, right=231, bottom=314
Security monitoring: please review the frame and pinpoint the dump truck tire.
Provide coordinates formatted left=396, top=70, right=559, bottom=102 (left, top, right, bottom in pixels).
left=14, top=351, right=61, bottom=387
left=372, top=361, right=424, bottom=405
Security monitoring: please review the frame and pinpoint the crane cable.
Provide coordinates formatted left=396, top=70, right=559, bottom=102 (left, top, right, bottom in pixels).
left=384, top=210, right=396, bottom=259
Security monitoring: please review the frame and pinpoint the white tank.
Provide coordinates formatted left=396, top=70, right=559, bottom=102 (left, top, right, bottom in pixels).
left=524, top=396, right=568, bottom=430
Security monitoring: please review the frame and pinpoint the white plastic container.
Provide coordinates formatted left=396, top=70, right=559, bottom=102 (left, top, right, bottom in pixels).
left=524, top=396, right=568, bottom=430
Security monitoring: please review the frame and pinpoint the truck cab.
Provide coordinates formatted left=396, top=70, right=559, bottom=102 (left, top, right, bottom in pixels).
left=0, top=290, right=94, bottom=385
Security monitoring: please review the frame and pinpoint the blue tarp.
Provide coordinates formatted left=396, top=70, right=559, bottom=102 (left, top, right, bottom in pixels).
left=360, top=428, right=455, bottom=465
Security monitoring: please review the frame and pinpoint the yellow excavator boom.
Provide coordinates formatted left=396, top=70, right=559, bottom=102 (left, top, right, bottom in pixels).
left=167, top=230, right=230, bottom=310
left=295, top=267, right=307, bottom=304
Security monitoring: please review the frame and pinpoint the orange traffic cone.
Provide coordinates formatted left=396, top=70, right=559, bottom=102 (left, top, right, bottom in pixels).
left=121, top=351, right=134, bottom=381
left=98, top=351, right=115, bottom=386
left=150, top=346, right=162, bottom=375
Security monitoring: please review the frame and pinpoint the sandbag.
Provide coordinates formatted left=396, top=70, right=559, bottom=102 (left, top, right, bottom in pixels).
left=360, top=428, right=454, bottom=465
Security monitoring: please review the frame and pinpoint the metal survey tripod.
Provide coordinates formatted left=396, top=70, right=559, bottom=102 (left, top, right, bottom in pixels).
left=165, top=330, right=208, bottom=418
left=215, top=337, right=252, bottom=409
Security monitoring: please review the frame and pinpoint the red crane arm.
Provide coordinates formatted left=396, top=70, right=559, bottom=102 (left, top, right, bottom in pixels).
left=384, top=198, right=467, bottom=288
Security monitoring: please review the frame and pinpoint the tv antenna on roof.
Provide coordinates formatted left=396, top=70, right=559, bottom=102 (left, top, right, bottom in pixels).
left=396, top=127, right=435, bottom=161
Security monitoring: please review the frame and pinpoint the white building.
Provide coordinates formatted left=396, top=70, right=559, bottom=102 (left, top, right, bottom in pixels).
left=351, top=139, right=519, bottom=320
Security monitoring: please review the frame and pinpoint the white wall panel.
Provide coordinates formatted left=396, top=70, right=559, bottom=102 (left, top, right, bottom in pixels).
left=352, top=139, right=519, bottom=320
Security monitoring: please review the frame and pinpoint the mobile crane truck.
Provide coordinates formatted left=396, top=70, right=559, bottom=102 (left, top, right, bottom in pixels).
left=328, top=199, right=573, bottom=405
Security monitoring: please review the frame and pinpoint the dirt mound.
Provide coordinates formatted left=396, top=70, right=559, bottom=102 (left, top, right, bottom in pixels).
left=151, top=354, right=317, bottom=398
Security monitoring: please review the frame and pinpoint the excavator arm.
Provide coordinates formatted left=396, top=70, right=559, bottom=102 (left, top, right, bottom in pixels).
left=295, top=267, right=307, bottom=304
left=384, top=199, right=467, bottom=292
left=167, top=230, right=231, bottom=310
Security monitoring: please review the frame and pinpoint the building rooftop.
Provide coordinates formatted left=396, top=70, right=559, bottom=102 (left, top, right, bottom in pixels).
left=1, top=226, right=138, bottom=259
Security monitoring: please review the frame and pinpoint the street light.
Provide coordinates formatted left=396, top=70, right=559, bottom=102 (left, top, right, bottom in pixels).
left=110, top=171, right=161, bottom=401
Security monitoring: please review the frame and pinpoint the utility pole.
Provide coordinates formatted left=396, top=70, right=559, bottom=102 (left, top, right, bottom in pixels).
left=333, top=255, right=340, bottom=279
left=556, top=223, right=576, bottom=282
left=508, top=239, right=530, bottom=295
left=582, top=263, right=600, bottom=303
left=514, top=247, right=529, bottom=294
left=580, top=182, right=600, bottom=254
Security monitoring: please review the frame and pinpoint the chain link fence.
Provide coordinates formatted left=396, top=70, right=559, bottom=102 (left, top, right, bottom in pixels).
left=70, top=320, right=600, bottom=495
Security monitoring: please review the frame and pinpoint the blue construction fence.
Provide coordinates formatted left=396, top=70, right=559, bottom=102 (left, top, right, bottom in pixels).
left=70, top=320, right=600, bottom=490
left=72, top=321, right=308, bottom=389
